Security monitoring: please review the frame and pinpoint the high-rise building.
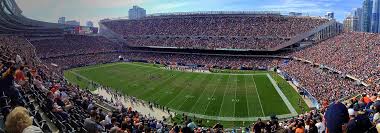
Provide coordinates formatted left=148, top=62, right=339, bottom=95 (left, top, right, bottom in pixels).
left=352, top=16, right=360, bottom=32
left=343, top=14, right=354, bottom=31
left=58, top=17, right=66, bottom=24
left=362, top=0, right=373, bottom=32
left=65, top=20, right=80, bottom=26
left=372, top=0, right=380, bottom=32
left=326, top=12, right=334, bottom=19
left=86, top=21, right=94, bottom=27
left=353, top=8, right=363, bottom=31
left=128, top=6, right=146, bottom=20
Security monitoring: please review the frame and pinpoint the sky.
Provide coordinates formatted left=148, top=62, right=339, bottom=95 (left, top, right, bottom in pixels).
left=16, top=0, right=362, bottom=27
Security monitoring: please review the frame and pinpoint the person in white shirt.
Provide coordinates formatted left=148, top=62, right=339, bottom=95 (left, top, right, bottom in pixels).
left=315, top=118, right=325, bottom=133
left=105, top=112, right=113, bottom=125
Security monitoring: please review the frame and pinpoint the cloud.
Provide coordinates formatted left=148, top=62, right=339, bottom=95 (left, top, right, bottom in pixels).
left=77, top=0, right=145, bottom=8
left=14, top=0, right=361, bottom=26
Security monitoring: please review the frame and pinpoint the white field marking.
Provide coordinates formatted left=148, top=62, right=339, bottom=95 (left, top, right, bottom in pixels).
left=72, top=67, right=299, bottom=121
left=72, top=62, right=269, bottom=76
left=71, top=62, right=124, bottom=72
left=133, top=69, right=178, bottom=97
left=176, top=75, right=210, bottom=110
left=203, top=75, right=228, bottom=115
left=218, top=75, right=232, bottom=117
left=251, top=75, right=265, bottom=116
left=233, top=75, right=238, bottom=117
left=189, top=75, right=216, bottom=113
left=70, top=62, right=155, bottom=87
left=145, top=72, right=184, bottom=101
left=162, top=73, right=201, bottom=107
left=69, top=71, right=94, bottom=83
left=266, top=74, right=297, bottom=115
left=105, top=65, right=165, bottom=96
left=244, top=76, right=251, bottom=117
left=150, top=70, right=194, bottom=103
left=123, top=66, right=162, bottom=84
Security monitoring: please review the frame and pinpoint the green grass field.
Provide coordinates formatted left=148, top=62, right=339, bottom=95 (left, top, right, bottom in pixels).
left=64, top=62, right=308, bottom=127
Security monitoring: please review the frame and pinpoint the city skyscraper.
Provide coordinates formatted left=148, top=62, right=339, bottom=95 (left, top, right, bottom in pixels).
left=362, top=0, right=373, bottom=32
left=353, top=8, right=363, bottom=31
left=343, top=14, right=355, bottom=32
left=372, top=0, right=380, bottom=33
left=128, top=6, right=146, bottom=20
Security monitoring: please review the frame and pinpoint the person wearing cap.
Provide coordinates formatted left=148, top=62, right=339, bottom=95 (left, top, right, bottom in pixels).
left=324, top=101, right=349, bottom=133
left=346, top=108, right=358, bottom=133
left=373, top=101, right=380, bottom=123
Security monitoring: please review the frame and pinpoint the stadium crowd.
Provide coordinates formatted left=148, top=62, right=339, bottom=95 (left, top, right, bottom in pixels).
left=291, top=32, right=380, bottom=85
left=280, top=60, right=367, bottom=102
left=125, top=36, right=286, bottom=50
left=103, top=15, right=328, bottom=37
left=103, top=15, right=328, bottom=50
left=41, top=53, right=120, bottom=70
left=31, top=35, right=122, bottom=58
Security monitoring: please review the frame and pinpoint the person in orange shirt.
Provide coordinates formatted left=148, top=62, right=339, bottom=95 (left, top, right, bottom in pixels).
left=361, top=93, right=371, bottom=104
left=295, top=123, right=305, bottom=133
left=14, top=66, right=26, bottom=85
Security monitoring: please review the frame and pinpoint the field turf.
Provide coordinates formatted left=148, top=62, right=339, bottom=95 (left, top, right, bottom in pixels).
left=64, top=62, right=306, bottom=125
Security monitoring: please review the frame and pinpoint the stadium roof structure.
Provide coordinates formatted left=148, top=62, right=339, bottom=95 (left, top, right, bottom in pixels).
left=0, top=0, right=65, bottom=37
left=147, top=11, right=282, bottom=17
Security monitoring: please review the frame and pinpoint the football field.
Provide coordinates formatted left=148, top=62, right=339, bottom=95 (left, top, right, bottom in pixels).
left=64, top=62, right=307, bottom=124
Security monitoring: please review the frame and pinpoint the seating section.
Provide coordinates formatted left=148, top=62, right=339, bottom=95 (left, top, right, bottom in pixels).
left=31, top=35, right=122, bottom=58
left=103, top=15, right=328, bottom=50
left=279, top=60, right=365, bottom=102
left=290, top=32, right=380, bottom=84
left=125, top=36, right=287, bottom=50
left=42, top=53, right=120, bottom=69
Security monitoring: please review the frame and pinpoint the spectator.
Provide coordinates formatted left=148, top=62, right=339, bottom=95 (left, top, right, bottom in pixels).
left=325, top=101, right=349, bottom=133
left=315, top=118, right=325, bottom=133
left=84, top=110, right=103, bottom=133
left=5, top=107, right=43, bottom=133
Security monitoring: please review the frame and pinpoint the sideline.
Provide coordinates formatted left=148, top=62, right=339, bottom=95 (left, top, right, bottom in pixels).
left=266, top=74, right=298, bottom=115
left=70, top=62, right=270, bottom=76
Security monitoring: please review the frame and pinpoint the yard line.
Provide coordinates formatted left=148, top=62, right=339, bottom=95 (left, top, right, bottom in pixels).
left=118, top=66, right=166, bottom=96
left=266, top=74, right=297, bottom=115
left=203, top=75, right=228, bottom=115
left=244, top=76, right=250, bottom=117
left=251, top=75, right=265, bottom=116
left=132, top=69, right=178, bottom=97
left=188, top=75, right=215, bottom=112
left=146, top=72, right=184, bottom=101
left=218, top=75, right=231, bottom=117
left=233, top=76, right=238, bottom=117
left=162, top=74, right=199, bottom=107
left=176, top=75, right=210, bottom=110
